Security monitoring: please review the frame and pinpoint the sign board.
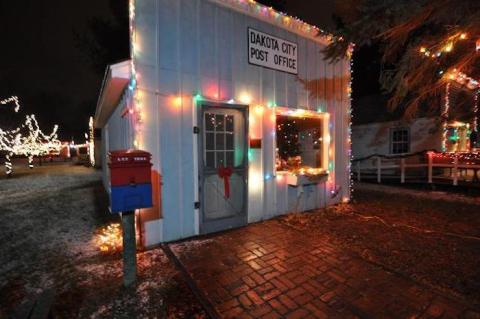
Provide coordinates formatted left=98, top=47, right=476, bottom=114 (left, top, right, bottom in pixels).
left=248, top=28, right=298, bottom=75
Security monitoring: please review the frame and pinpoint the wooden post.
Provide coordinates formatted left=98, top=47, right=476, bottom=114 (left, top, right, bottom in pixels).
left=453, top=157, right=458, bottom=186
left=357, top=161, right=361, bottom=182
left=400, top=158, right=405, bottom=184
left=427, top=152, right=433, bottom=184
left=377, top=157, right=381, bottom=183
left=121, top=211, right=137, bottom=287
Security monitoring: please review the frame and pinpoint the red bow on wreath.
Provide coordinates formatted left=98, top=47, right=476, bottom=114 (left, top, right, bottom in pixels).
left=217, top=165, right=233, bottom=198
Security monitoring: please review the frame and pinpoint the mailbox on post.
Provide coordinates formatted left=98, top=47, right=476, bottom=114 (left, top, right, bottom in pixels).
left=108, top=149, right=153, bottom=287
left=108, top=149, right=153, bottom=213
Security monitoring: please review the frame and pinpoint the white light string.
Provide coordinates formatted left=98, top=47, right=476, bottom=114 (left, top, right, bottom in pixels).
left=0, top=96, right=20, bottom=112
left=0, top=96, right=61, bottom=176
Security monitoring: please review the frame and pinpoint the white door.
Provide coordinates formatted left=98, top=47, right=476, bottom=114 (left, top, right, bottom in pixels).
left=199, top=103, right=248, bottom=234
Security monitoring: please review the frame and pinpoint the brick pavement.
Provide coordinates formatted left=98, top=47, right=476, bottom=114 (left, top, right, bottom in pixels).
left=170, top=220, right=477, bottom=318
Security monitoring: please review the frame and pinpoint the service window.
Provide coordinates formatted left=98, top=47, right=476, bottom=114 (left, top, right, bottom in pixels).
left=275, top=114, right=325, bottom=173
left=390, top=128, right=410, bottom=154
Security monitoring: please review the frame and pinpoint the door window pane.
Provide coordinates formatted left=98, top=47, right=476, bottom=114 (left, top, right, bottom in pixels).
left=216, top=133, right=225, bottom=150
left=216, top=152, right=225, bottom=167
left=226, top=115, right=234, bottom=132
left=226, top=151, right=234, bottom=166
left=215, top=114, right=224, bottom=131
left=206, top=151, right=215, bottom=168
left=205, top=113, right=215, bottom=131
left=226, top=133, right=234, bottom=150
left=206, top=132, right=215, bottom=150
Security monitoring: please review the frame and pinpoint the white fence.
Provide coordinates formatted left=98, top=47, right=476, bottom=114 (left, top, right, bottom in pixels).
left=354, top=153, right=480, bottom=186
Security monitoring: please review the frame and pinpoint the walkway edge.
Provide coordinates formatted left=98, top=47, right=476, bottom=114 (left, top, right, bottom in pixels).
left=161, top=244, right=221, bottom=319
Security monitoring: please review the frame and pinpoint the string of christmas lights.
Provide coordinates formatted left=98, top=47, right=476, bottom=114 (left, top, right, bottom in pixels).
left=419, top=32, right=480, bottom=93
left=420, top=33, right=480, bottom=152
left=95, top=223, right=123, bottom=253
left=88, top=116, right=95, bottom=167
left=440, top=78, right=480, bottom=152
left=444, top=69, right=480, bottom=90
left=126, top=0, right=338, bottom=150
left=0, top=96, right=20, bottom=113
left=216, top=0, right=334, bottom=42
left=128, top=0, right=143, bottom=149
left=441, top=83, right=451, bottom=151
left=474, top=90, right=479, bottom=130
left=1, top=98, right=24, bottom=175
left=347, top=43, right=355, bottom=202
left=419, top=32, right=479, bottom=59
left=417, top=29, right=480, bottom=153
left=126, top=0, right=354, bottom=205
left=0, top=97, right=61, bottom=176
left=429, top=151, right=480, bottom=165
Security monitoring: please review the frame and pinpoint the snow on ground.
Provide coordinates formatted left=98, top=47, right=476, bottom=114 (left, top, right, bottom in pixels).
left=0, top=163, right=108, bottom=294
left=0, top=161, right=205, bottom=318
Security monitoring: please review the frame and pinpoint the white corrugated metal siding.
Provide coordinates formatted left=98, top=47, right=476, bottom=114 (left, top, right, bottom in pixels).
left=115, top=0, right=352, bottom=243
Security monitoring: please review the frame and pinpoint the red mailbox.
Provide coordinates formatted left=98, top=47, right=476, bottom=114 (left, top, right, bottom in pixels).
left=108, top=150, right=153, bottom=213
left=109, top=150, right=152, bottom=186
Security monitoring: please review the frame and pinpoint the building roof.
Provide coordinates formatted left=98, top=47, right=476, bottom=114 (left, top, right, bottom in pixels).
left=94, top=60, right=131, bottom=128
left=352, top=94, right=405, bottom=125
left=352, top=94, right=444, bottom=126
left=208, top=0, right=334, bottom=46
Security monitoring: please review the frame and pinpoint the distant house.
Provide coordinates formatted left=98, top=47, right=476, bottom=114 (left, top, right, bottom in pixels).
left=352, top=82, right=479, bottom=165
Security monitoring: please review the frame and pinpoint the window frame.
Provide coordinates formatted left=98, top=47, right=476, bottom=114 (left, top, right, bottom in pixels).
left=274, top=107, right=330, bottom=173
left=389, top=127, right=410, bottom=155
left=203, top=112, right=236, bottom=169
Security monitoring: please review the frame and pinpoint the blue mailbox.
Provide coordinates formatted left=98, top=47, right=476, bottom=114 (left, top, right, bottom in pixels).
left=108, top=150, right=153, bottom=213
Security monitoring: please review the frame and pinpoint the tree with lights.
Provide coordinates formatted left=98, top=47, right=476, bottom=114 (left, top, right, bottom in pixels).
left=1, top=96, right=20, bottom=112
left=0, top=96, right=21, bottom=175
left=327, top=0, right=480, bottom=118
left=18, top=115, right=61, bottom=169
left=0, top=129, right=20, bottom=176
left=0, top=96, right=61, bottom=176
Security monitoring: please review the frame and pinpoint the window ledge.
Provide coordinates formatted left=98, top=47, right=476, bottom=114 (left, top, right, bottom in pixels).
left=277, top=171, right=328, bottom=187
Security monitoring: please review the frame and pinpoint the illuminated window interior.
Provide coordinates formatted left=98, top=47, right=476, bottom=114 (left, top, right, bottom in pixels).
left=445, top=121, right=470, bottom=152
left=275, top=113, right=326, bottom=174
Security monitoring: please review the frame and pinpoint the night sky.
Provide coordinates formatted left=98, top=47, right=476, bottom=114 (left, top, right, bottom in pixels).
left=0, top=0, right=378, bottom=141
left=0, top=0, right=126, bottom=141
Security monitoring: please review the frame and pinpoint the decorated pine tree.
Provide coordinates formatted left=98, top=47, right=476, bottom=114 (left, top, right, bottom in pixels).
left=277, top=119, right=301, bottom=160
left=325, top=0, right=480, bottom=117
